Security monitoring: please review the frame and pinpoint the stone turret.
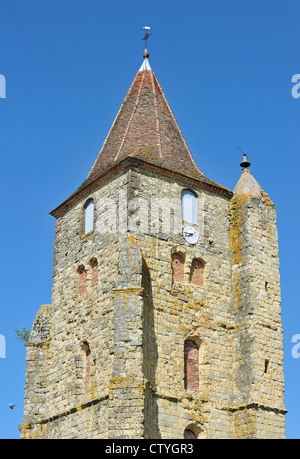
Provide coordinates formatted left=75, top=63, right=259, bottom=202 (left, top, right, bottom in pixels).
left=229, top=161, right=286, bottom=438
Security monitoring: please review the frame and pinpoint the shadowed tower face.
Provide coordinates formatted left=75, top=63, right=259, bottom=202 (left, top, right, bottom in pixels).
left=20, top=39, right=286, bottom=439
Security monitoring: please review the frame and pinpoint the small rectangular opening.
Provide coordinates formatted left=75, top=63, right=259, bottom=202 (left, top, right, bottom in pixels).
left=264, top=359, right=269, bottom=374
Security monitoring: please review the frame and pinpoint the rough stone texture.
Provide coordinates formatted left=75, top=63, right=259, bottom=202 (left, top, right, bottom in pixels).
left=20, top=166, right=286, bottom=439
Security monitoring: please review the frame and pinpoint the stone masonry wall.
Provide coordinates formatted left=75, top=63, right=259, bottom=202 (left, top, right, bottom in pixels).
left=20, top=166, right=285, bottom=439
left=228, top=170, right=285, bottom=438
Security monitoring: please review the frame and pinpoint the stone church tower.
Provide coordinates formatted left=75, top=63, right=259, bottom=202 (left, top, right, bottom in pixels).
left=20, top=48, right=286, bottom=439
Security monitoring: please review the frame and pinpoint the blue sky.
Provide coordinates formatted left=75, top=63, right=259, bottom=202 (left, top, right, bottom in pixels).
left=0, top=0, right=299, bottom=439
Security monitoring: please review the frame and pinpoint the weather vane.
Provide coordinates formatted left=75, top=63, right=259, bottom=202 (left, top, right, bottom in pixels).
left=142, top=24, right=151, bottom=49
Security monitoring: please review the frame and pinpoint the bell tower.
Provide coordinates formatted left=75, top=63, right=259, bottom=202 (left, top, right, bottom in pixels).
left=20, top=41, right=285, bottom=439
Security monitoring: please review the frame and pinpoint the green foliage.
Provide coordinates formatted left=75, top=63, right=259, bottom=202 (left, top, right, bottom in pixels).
left=15, top=327, right=30, bottom=344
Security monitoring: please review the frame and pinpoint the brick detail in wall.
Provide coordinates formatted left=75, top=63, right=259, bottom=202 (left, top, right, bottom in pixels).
left=171, top=253, right=184, bottom=283
left=190, top=259, right=204, bottom=286
left=184, top=340, right=199, bottom=392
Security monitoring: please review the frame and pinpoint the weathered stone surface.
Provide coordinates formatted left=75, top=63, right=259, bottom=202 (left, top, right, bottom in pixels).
left=20, top=165, right=285, bottom=439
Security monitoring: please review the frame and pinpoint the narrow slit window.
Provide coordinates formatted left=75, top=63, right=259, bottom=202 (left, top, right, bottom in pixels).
left=181, top=190, right=197, bottom=224
left=84, top=199, right=94, bottom=234
left=184, top=340, right=199, bottom=392
left=90, top=258, right=98, bottom=287
left=78, top=265, right=87, bottom=295
left=264, top=359, right=269, bottom=374
left=81, top=341, right=91, bottom=393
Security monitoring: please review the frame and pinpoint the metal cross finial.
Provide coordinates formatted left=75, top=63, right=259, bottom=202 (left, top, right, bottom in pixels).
left=142, top=24, right=151, bottom=49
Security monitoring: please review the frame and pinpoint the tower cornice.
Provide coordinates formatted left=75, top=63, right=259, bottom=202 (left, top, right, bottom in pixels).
left=50, top=155, right=232, bottom=218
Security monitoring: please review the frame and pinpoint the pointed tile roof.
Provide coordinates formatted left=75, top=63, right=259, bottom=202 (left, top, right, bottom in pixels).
left=86, top=56, right=204, bottom=184
left=50, top=55, right=232, bottom=217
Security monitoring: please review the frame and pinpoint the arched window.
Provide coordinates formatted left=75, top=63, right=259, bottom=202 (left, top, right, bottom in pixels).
left=184, top=339, right=199, bottom=392
left=184, top=428, right=197, bottom=439
left=80, top=341, right=92, bottom=393
left=171, top=253, right=185, bottom=283
left=190, top=259, right=204, bottom=287
left=90, top=258, right=98, bottom=287
left=78, top=265, right=87, bottom=295
left=84, top=199, right=94, bottom=234
left=181, top=190, right=197, bottom=224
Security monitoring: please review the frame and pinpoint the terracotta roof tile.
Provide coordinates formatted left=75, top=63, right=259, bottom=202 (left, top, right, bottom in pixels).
left=85, top=66, right=205, bottom=185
